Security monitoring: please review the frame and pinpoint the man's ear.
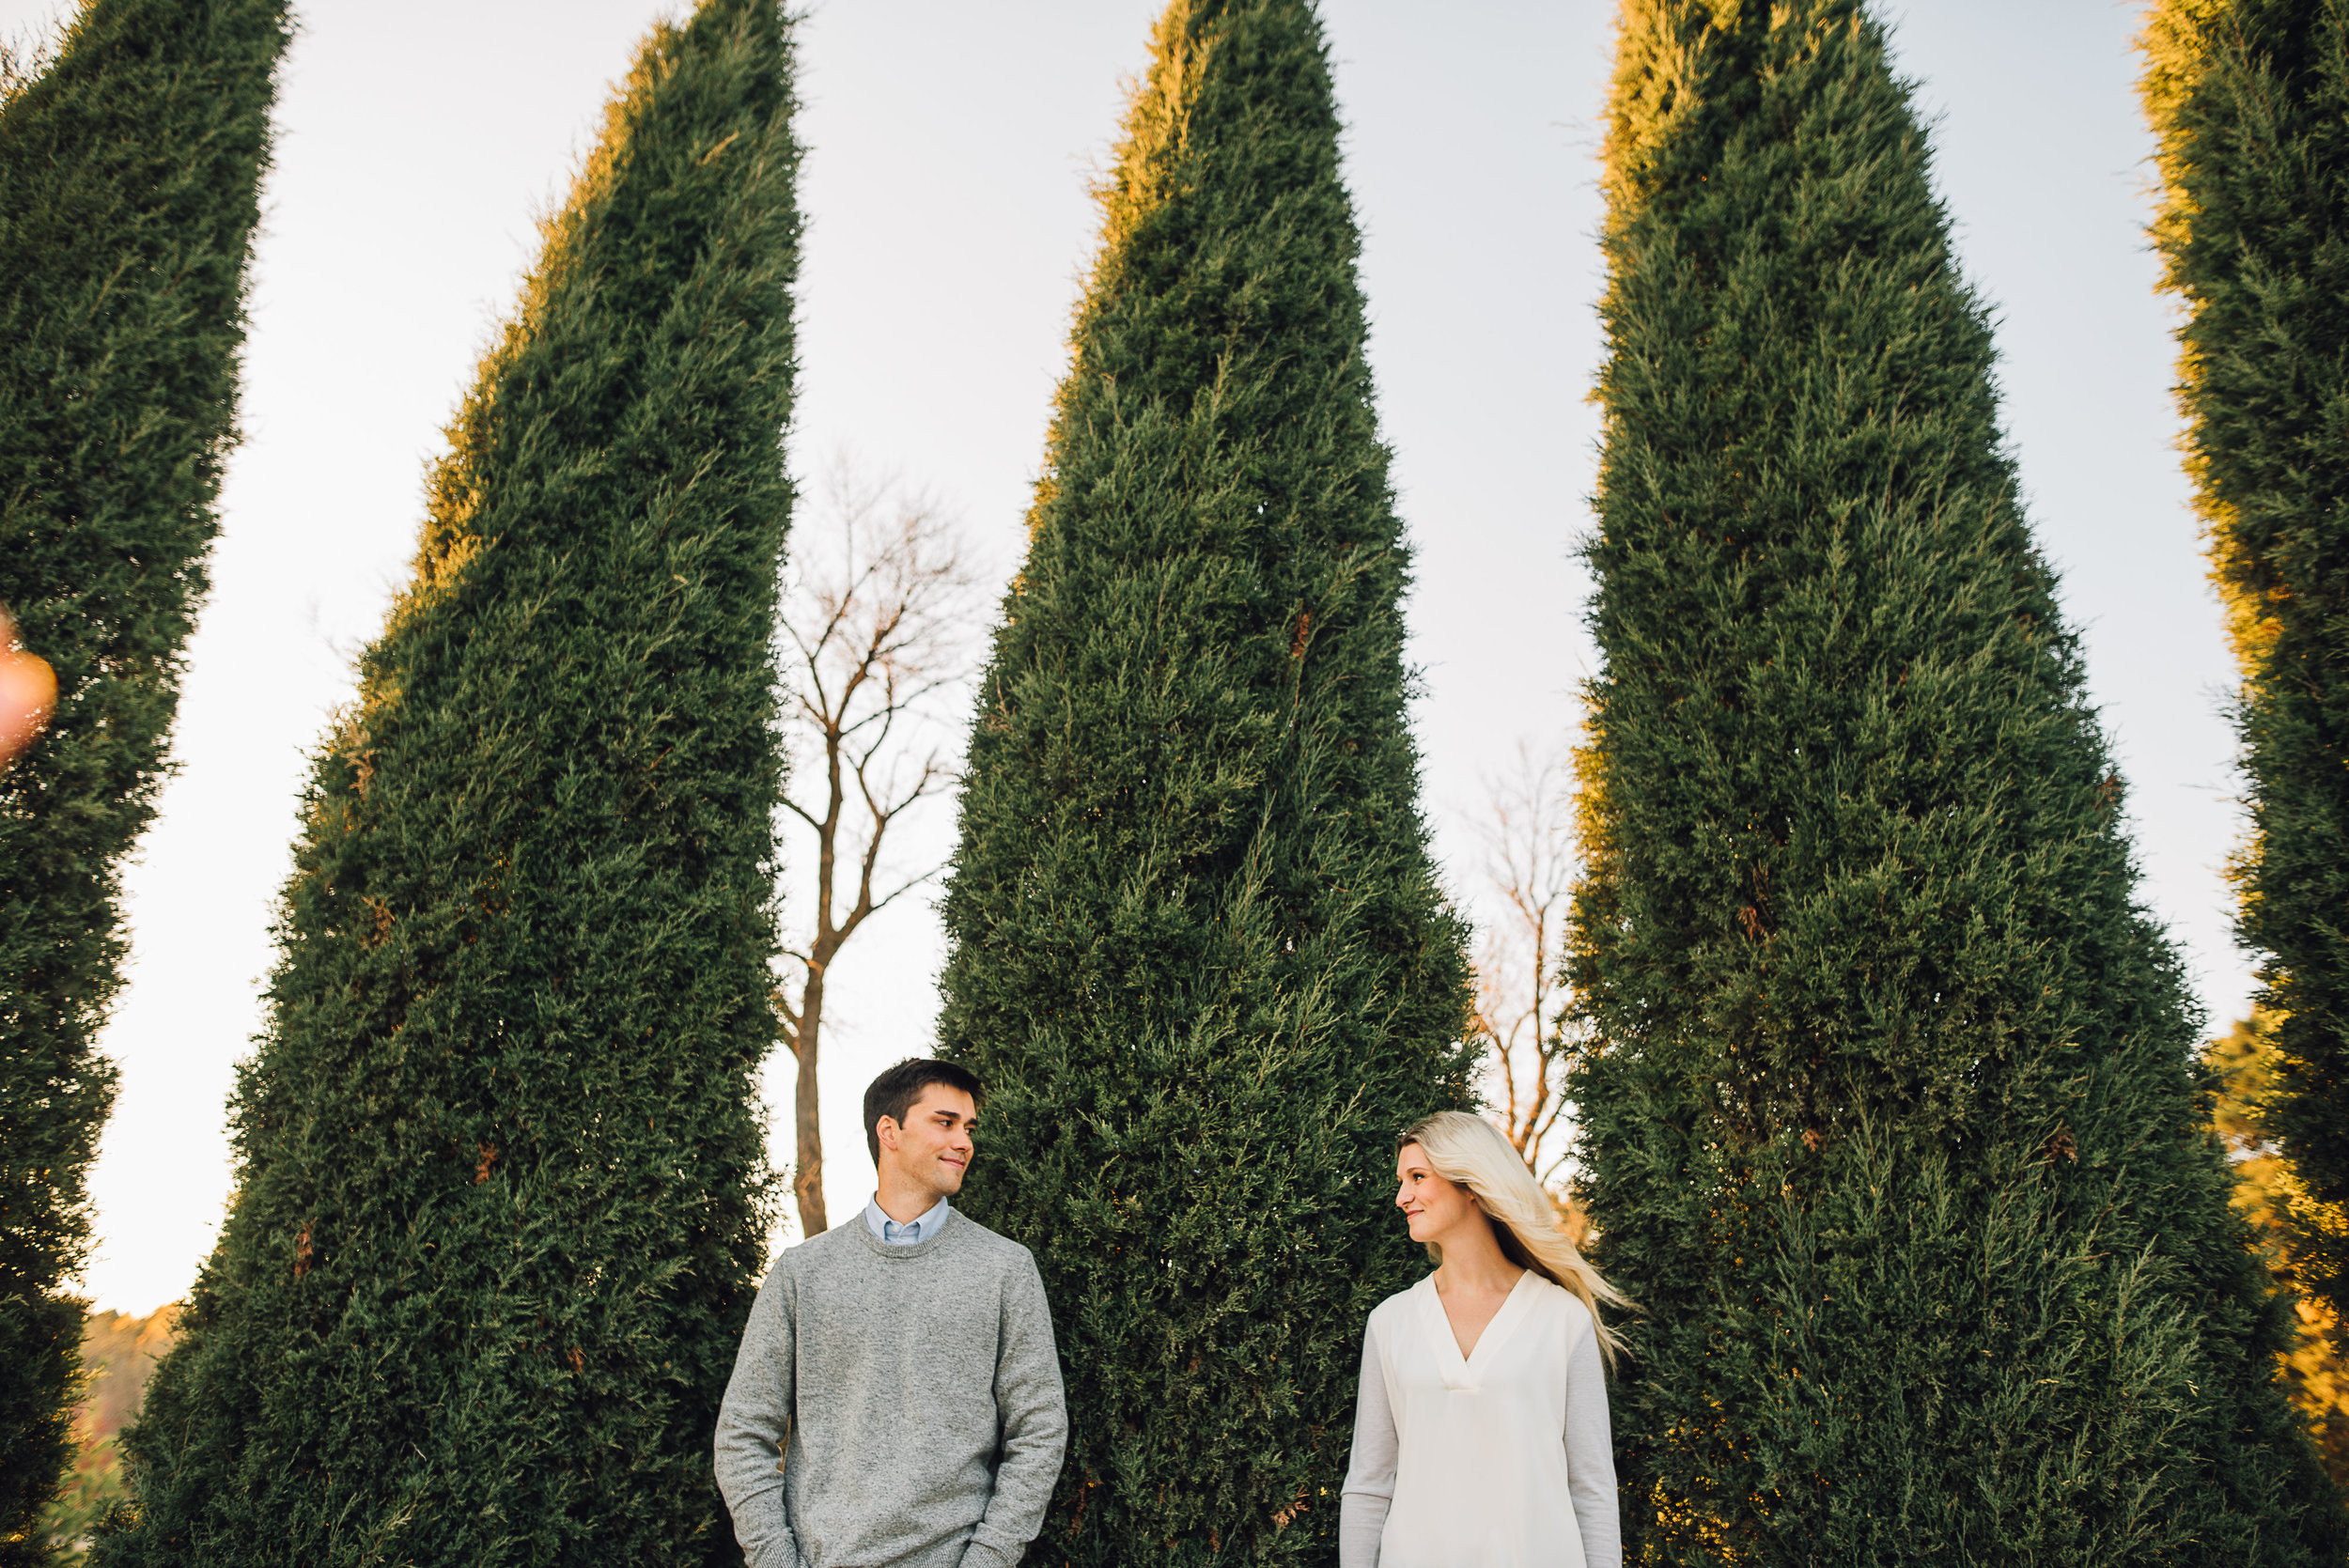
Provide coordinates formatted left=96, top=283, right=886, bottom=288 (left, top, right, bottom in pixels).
left=876, top=1116, right=899, bottom=1155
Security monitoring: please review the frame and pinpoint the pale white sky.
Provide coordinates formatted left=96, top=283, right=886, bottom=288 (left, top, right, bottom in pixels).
left=1, top=0, right=2230, bottom=1316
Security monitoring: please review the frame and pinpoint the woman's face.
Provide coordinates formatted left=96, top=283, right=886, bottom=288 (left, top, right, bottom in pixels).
left=1394, top=1141, right=1479, bottom=1246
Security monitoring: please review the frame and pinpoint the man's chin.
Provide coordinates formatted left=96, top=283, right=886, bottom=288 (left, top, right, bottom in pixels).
left=938, top=1163, right=969, bottom=1193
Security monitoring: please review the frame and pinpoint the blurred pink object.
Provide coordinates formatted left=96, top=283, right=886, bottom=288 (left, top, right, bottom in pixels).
left=0, top=606, right=55, bottom=769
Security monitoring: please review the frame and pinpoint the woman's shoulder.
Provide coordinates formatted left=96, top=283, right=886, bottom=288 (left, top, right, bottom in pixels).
left=1526, top=1271, right=1596, bottom=1331
left=1365, top=1274, right=1434, bottom=1331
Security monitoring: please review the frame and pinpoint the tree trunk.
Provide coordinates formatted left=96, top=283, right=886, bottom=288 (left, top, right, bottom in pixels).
left=793, top=964, right=829, bottom=1234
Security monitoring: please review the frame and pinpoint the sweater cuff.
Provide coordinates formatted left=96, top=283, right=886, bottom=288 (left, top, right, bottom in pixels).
left=958, top=1539, right=1019, bottom=1568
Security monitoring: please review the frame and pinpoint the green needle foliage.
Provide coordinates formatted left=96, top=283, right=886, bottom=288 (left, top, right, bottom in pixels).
left=0, top=1, right=286, bottom=1559
left=93, top=5, right=799, bottom=1564
left=1567, top=1, right=2342, bottom=1561
left=933, top=1, right=1474, bottom=1560
left=2142, top=0, right=2349, bottom=1354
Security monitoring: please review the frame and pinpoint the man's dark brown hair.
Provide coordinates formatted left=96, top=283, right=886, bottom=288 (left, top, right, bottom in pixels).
left=863, top=1057, right=983, bottom=1162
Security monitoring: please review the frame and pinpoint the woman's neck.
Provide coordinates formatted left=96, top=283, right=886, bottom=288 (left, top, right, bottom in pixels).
left=1433, top=1215, right=1523, bottom=1296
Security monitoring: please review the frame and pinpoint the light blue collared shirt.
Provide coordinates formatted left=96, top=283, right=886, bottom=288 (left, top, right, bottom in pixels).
left=863, top=1193, right=950, bottom=1245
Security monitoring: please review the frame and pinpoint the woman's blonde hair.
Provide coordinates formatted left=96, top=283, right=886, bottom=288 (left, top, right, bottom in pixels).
left=1400, top=1110, right=1631, bottom=1368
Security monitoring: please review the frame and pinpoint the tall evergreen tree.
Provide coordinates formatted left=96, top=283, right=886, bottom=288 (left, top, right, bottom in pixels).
left=0, top=1, right=286, bottom=1559
left=932, top=1, right=1475, bottom=1560
left=1566, top=1, right=2341, bottom=1561
left=2141, top=0, right=2349, bottom=1358
left=94, top=5, right=799, bottom=1563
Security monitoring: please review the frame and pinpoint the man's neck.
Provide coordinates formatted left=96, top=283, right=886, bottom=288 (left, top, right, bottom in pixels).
left=873, top=1176, right=947, bottom=1226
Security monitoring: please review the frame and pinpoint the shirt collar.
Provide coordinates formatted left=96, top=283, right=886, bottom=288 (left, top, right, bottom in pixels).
left=863, top=1192, right=951, bottom=1245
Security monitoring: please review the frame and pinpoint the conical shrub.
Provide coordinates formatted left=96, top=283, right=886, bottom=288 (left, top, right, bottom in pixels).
left=96, top=5, right=799, bottom=1563
left=1566, top=1, right=2343, bottom=1560
left=932, top=2, right=1475, bottom=1561
left=2141, top=0, right=2349, bottom=1358
left=0, top=0, right=286, bottom=1557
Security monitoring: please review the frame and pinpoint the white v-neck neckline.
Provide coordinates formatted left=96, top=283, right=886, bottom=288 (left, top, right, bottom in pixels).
left=1422, top=1269, right=1537, bottom=1383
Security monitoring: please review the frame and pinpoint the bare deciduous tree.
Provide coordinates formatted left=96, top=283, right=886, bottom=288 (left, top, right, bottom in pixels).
left=776, top=463, right=974, bottom=1236
left=1469, top=742, right=1579, bottom=1199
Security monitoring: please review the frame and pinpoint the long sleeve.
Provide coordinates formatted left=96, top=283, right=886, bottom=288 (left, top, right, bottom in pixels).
left=1563, top=1319, right=1620, bottom=1568
left=1338, top=1315, right=1396, bottom=1568
left=715, top=1261, right=803, bottom=1568
left=960, top=1250, right=1069, bottom=1568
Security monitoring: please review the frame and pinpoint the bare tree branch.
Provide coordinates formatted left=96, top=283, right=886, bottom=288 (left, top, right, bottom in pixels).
left=772, top=456, right=980, bottom=1238
left=1469, top=741, right=1579, bottom=1200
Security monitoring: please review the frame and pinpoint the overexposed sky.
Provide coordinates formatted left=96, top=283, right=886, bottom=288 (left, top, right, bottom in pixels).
left=1, top=0, right=2229, bottom=1315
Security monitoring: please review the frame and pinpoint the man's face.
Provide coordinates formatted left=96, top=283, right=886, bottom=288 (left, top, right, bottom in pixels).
left=878, top=1084, right=977, bottom=1202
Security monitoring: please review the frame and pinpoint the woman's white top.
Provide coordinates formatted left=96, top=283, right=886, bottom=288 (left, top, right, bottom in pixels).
left=1339, top=1270, right=1620, bottom=1568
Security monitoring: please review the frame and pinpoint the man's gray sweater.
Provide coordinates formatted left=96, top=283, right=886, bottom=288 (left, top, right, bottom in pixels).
left=715, top=1209, right=1066, bottom=1568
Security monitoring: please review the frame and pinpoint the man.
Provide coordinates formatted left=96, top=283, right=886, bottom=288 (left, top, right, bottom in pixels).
left=717, top=1058, right=1066, bottom=1568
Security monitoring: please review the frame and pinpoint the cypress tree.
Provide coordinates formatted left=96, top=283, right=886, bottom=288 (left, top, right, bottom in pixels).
left=2141, top=0, right=2349, bottom=1356
left=95, top=5, right=799, bottom=1562
left=1567, top=1, right=2342, bottom=1560
left=0, top=1, right=286, bottom=1558
left=933, top=1, right=1475, bottom=1560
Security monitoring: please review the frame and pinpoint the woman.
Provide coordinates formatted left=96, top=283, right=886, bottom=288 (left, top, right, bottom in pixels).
left=1339, top=1111, right=1628, bottom=1568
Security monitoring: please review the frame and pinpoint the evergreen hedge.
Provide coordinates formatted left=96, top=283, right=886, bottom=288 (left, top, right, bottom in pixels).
left=0, top=1, right=286, bottom=1558
left=95, top=4, right=799, bottom=1562
left=1567, top=1, right=2342, bottom=1560
left=2141, top=0, right=2349, bottom=1353
left=933, top=1, right=1476, bottom=1561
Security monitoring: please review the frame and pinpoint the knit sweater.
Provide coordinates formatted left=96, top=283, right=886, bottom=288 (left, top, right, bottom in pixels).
left=715, top=1209, right=1067, bottom=1568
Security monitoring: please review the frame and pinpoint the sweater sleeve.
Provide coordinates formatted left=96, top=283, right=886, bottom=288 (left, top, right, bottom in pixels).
left=714, top=1259, right=803, bottom=1568
left=1563, top=1310, right=1620, bottom=1568
left=1338, top=1312, right=1395, bottom=1568
left=961, top=1249, right=1069, bottom=1568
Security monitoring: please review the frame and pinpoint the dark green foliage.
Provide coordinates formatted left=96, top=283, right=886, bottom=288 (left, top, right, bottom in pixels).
left=2142, top=0, right=2349, bottom=1357
left=94, top=6, right=798, bottom=1563
left=1568, top=1, right=2342, bottom=1560
left=0, top=1, right=285, bottom=1560
left=932, top=1, right=1475, bottom=1560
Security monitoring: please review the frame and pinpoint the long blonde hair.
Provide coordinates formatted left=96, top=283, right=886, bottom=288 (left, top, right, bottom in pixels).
left=1400, top=1111, right=1631, bottom=1368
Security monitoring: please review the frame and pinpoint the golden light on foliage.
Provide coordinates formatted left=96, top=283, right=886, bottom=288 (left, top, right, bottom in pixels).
left=2208, top=1012, right=2349, bottom=1484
